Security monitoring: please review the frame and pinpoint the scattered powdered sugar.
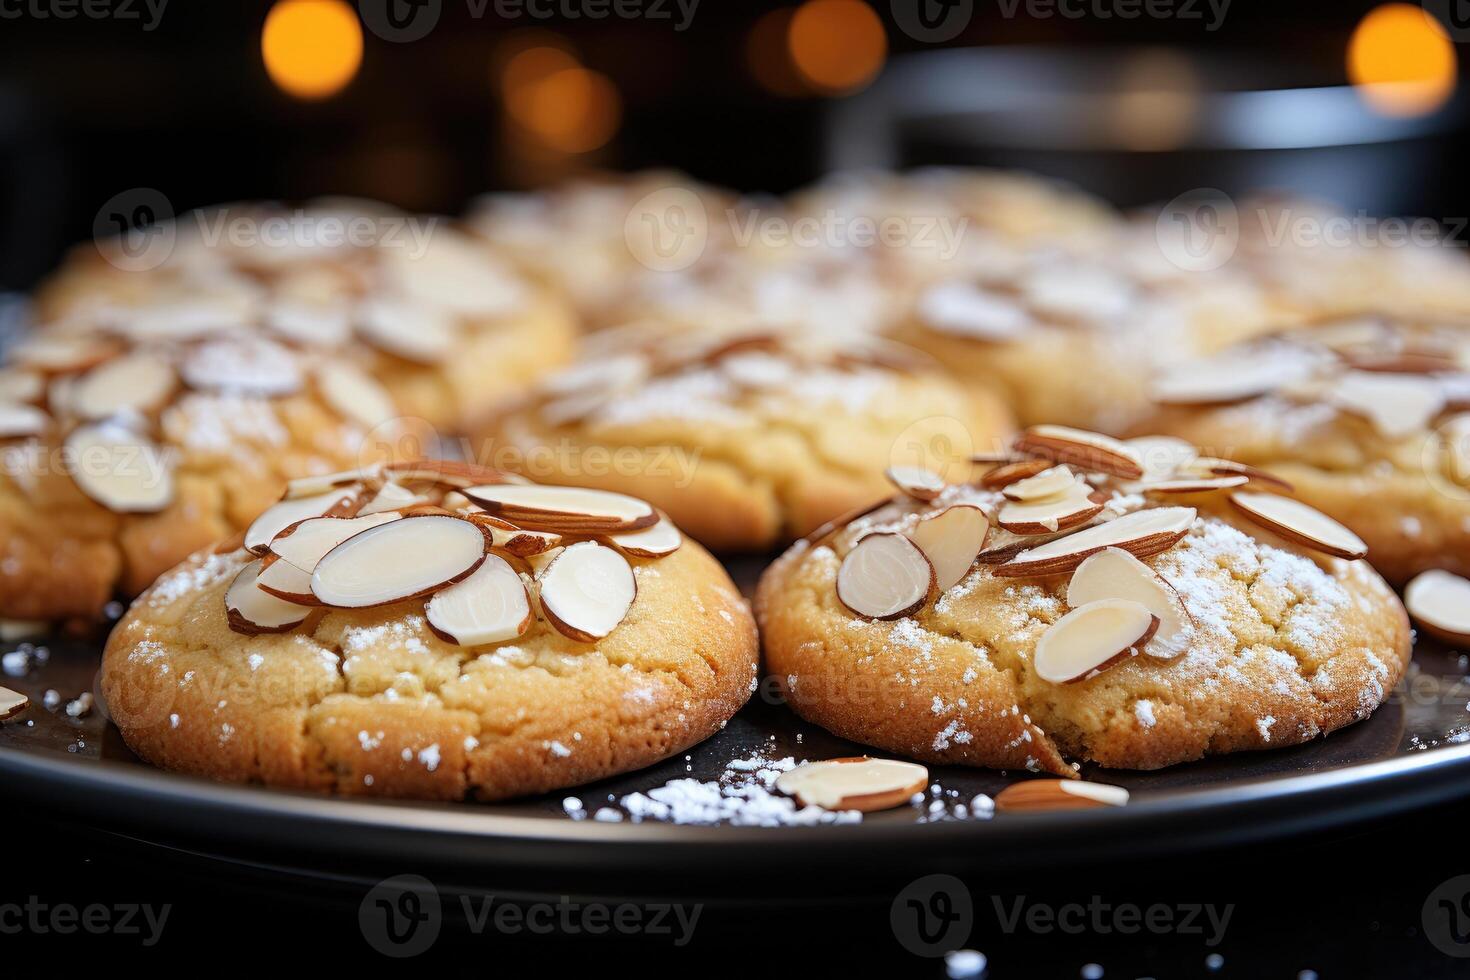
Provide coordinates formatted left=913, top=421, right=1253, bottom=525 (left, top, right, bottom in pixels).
left=1134, top=700, right=1156, bottom=728
left=1256, top=715, right=1276, bottom=741
left=146, top=551, right=244, bottom=609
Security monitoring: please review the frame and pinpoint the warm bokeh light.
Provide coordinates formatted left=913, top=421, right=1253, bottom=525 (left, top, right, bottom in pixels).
left=1347, top=3, right=1457, bottom=117
left=517, top=67, right=623, bottom=154
left=747, top=8, right=805, bottom=97
left=261, top=0, right=363, bottom=100
left=788, top=0, right=887, bottom=96
left=503, top=45, right=581, bottom=118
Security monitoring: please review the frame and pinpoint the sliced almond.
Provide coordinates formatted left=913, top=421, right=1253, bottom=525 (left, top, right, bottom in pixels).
left=1013, top=425, right=1144, bottom=480
left=836, top=532, right=936, bottom=620
left=0, top=685, right=28, bottom=721
left=255, top=555, right=316, bottom=604
left=489, top=525, right=564, bottom=557
left=269, top=512, right=403, bottom=571
left=225, top=560, right=311, bottom=635
left=605, top=515, right=681, bottom=558
left=65, top=422, right=174, bottom=513
left=1002, top=465, right=1077, bottom=502
left=997, top=485, right=1104, bottom=535
left=907, top=504, right=989, bottom=592
left=917, top=281, right=1028, bottom=341
left=462, top=484, right=658, bottom=533
left=969, top=450, right=1026, bottom=465
left=1186, top=457, right=1294, bottom=492
left=70, top=351, right=176, bottom=420
left=885, top=466, right=946, bottom=501
left=425, top=553, right=533, bottom=646
left=527, top=545, right=564, bottom=578
left=1151, top=354, right=1314, bottom=405
left=1125, top=436, right=1199, bottom=482
left=994, top=779, right=1130, bottom=812
left=358, top=481, right=432, bottom=515
left=284, top=464, right=380, bottom=499
left=0, top=402, right=49, bottom=439
left=1329, top=371, right=1446, bottom=439
left=385, top=459, right=517, bottom=490
left=311, top=514, right=489, bottom=608
left=266, top=297, right=354, bottom=347
left=979, top=458, right=1051, bottom=490
left=244, top=488, right=362, bottom=555
left=801, top=497, right=896, bottom=546
left=1405, top=570, right=1470, bottom=646
left=997, top=507, right=1197, bottom=578
left=1130, top=475, right=1248, bottom=495
left=1033, top=598, right=1158, bottom=683
left=1067, top=548, right=1192, bottom=658
left=775, top=757, right=930, bottom=811
left=357, top=297, right=456, bottom=363
left=180, top=336, right=303, bottom=396
left=537, top=541, right=637, bottom=642
left=0, top=369, right=44, bottom=404
left=1441, top=415, right=1470, bottom=485
left=315, top=362, right=397, bottom=430
left=1228, top=491, right=1368, bottom=560
left=11, top=335, right=120, bottom=373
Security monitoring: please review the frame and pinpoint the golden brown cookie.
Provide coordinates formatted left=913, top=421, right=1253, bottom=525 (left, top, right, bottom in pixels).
left=1138, top=313, right=1470, bottom=585
left=756, top=425, right=1411, bottom=774
left=35, top=199, right=575, bottom=429
left=101, top=471, right=758, bottom=801
left=471, top=327, right=1015, bottom=552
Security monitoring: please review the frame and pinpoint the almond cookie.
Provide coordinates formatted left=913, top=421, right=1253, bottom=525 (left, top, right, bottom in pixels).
left=756, top=425, right=1410, bottom=774
left=35, top=199, right=575, bottom=428
left=1139, top=313, right=1470, bottom=585
left=472, top=326, right=1015, bottom=552
left=101, top=470, right=757, bottom=801
left=0, top=317, right=419, bottom=621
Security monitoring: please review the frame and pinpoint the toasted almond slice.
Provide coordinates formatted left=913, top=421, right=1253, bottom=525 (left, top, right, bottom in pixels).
left=907, top=504, right=988, bottom=592
left=775, top=757, right=930, bottom=811
left=65, top=422, right=174, bottom=513
left=1125, top=436, right=1199, bottom=482
left=979, top=458, right=1051, bottom=490
left=425, top=553, right=533, bottom=646
left=1002, top=465, right=1077, bottom=502
left=1034, top=598, right=1158, bottom=683
left=527, top=545, right=564, bottom=578
left=1229, top=491, right=1367, bottom=559
left=489, top=525, right=564, bottom=556
left=997, top=507, right=1196, bottom=578
left=997, top=485, right=1104, bottom=535
left=994, top=779, right=1130, bottom=812
left=225, top=559, right=312, bottom=635
left=357, top=297, right=456, bottom=363
left=0, top=685, right=27, bottom=720
left=311, top=514, right=489, bottom=608
left=266, top=298, right=354, bottom=347
left=385, top=459, right=517, bottom=490
left=244, top=488, right=362, bottom=555
left=255, top=555, right=317, bottom=604
left=462, top=484, right=658, bottom=533
left=1130, top=475, right=1248, bottom=495
left=1329, top=371, right=1446, bottom=439
left=1067, top=548, right=1192, bottom=658
left=801, top=497, right=896, bottom=546
left=270, top=512, right=403, bottom=572
left=1151, top=354, right=1314, bottom=405
left=1405, top=570, right=1470, bottom=646
left=358, top=481, right=432, bottom=515
left=71, top=351, right=176, bottom=420
left=969, top=450, right=1025, bottom=465
left=284, top=464, right=380, bottom=499
left=0, top=368, right=44, bottom=404
left=1013, top=425, right=1144, bottom=480
left=885, top=465, right=946, bottom=501
left=836, top=532, right=936, bottom=620
left=11, top=335, right=120, bottom=373
left=605, top=515, right=681, bottom=558
left=316, top=362, right=396, bottom=430
left=0, top=402, right=49, bottom=439
left=180, top=336, right=303, bottom=396
left=917, top=281, right=1028, bottom=341
left=538, top=541, right=637, bottom=642
left=1186, top=457, right=1294, bottom=492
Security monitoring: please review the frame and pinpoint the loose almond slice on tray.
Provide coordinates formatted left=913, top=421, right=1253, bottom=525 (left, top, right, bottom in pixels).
left=462, top=484, right=658, bottom=533
left=1228, top=492, right=1368, bottom=559
left=836, top=532, right=936, bottom=620
left=997, top=485, right=1103, bottom=535
left=1329, top=371, right=1446, bottom=439
left=994, top=779, right=1130, bottom=812
left=1404, top=570, right=1470, bottom=646
left=775, top=757, right=930, bottom=812
left=1067, top=548, right=1192, bottom=658
left=244, top=488, right=362, bottom=555
left=907, top=504, right=988, bottom=592
left=426, top=553, right=533, bottom=645
left=70, top=351, right=176, bottom=420
left=226, top=560, right=312, bottom=635
left=537, top=541, right=638, bottom=642
left=0, top=402, right=49, bottom=439
left=1033, top=598, right=1158, bottom=683
left=605, top=515, right=681, bottom=558
left=996, top=507, right=1196, bottom=578
left=1012, top=425, right=1144, bottom=480
left=65, top=422, right=174, bottom=512
left=311, top=515, right=489, bottom=608
left=0, top=686, right=28, bottom=720
left=885, top=466, right=946, bottom=501
left=1002, top=465, right=1077, bottom=502
left=315, top=362, right=397, bottom=429
left=269, top=512, right=403, bottom=570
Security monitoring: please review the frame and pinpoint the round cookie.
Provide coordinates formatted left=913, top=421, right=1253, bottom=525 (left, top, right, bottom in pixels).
left=0, top=321, right=420, bottom=622
left=101, top=469, right=758, bottom=801
left=473, top=326, right=1016, bottom=552
left=1138, top=312, right=1470, bottom=585
left=756, top=425, right=1411, bottom=774
left=35, top=199, right=576, bottom=429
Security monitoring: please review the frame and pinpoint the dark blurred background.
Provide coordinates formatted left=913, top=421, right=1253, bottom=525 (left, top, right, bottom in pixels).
left=1, top=0, right=1467, bottom=285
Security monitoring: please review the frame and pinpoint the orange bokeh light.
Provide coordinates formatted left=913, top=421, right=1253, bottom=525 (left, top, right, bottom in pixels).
left=261, top=0, right=363, bottom=100
left=1347, top=3, right=1457, bottom=117
left=788, top=0, right=887, bottom=96
left=516, top=67, right=623, bottom=154
left=747, top=8, right=805, bottom=97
